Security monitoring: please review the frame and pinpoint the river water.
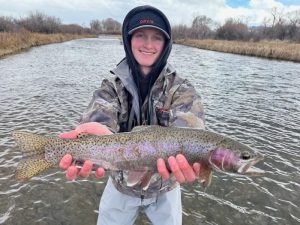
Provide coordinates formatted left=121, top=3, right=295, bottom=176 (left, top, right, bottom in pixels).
left=0, top=37, right=299, bottom=225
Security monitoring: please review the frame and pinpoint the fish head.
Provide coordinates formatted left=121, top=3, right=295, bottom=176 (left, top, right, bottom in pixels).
left=208, top=147, right=265, bottom=176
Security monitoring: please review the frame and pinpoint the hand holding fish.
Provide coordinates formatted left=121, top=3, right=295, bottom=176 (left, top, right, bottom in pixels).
left=58, top=122, right=200, bottom=183
left=157, top=155, right=201, bottom=183
left=58, top=122, right=112, bottom=180
left=59, top=154, right=106, bottom=180
left=59, top=122, right=113, bottom=138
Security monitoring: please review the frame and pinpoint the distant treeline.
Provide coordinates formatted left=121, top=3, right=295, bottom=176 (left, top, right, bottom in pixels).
left=173, top=8, right=300, bottom=42
left=0, top=11, right=121, bottom=35
left=1, top=8, right=299, bottom=42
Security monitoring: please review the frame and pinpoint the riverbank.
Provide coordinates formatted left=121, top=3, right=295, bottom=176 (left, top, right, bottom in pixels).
left=0, top=31, right=97, bottom=59
left=2, top=33, right=299, bottom=63
left=174, top=39, right=300, bottom=62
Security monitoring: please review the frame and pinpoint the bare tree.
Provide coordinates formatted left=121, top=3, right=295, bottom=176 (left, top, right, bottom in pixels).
left=90, top=19, right=102, bottom=33
left=270, top=7, right=285, bottom=27
left=216, top=18, right=250, bottom=40
left=0, top=16, right=17, bottom=32
left=172, top=24, right=189, bottom=39
left=286, top=10, right=300, bottom=41
left=190, top=15, right=214, bottom=39
left=101, top=18, right=121, bottom=33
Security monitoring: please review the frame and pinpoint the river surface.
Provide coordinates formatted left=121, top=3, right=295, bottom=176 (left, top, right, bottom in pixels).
left=0, top=36, right=299, bottom=225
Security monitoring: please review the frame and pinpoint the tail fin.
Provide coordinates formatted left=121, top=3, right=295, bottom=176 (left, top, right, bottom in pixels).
left=13, top=131, right=55, bottom=181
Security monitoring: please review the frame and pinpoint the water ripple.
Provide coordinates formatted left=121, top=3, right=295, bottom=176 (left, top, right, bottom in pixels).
left=0, top=37, right=300, bottom=225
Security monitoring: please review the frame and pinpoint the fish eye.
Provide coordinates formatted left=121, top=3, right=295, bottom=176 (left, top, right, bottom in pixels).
left=241, top=151, right=251, bottom=160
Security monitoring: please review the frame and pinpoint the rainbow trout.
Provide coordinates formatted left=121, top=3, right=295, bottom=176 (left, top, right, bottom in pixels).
left=13, top=125, right=264, bottom=186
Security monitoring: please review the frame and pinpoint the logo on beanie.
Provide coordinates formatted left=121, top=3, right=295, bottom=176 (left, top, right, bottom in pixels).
left=139, top=19, right=154, bottom=25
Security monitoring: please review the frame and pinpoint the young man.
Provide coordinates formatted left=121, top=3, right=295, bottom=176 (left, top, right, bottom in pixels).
left=59, top=5, right=205, bottom=225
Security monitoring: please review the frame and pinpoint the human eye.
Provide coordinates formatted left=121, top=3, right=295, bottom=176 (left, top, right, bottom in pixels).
left=133, top=32, right=144, bottom=39
left=153, top=34, right=164, bottom=42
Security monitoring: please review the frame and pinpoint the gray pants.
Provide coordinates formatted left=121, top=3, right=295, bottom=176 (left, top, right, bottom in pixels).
left=97, top=178, right=182, bottom=225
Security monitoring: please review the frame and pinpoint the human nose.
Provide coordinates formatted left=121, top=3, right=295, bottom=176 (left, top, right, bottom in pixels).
left=143, top=36, right=153, bottom=48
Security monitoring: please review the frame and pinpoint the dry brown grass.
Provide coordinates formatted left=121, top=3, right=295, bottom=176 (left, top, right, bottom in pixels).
left=174, top=39, right=300, bottom=62
left=0, top=30, right=96, bottom=58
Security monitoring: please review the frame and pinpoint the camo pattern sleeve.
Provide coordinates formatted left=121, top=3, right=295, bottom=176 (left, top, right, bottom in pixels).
left=169, top=79, right=205, bottom=129
left=80, top=78, right=123, bottom=133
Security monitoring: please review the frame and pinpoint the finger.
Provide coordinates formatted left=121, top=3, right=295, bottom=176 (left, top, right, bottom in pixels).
left=76, top=122, right=113, bottom=136
left=66, top=166, right=79, bottom=180
left=168, top=156, right=185, bottom=183
left=157, top=158, right=170, bottom=180
left=92, top=123, right=113, bottom=135
left=59, top=154, right=73, bottom=170
left=59, top=130, right=79, bottom=139
left=176, top=154, right=196, bottom=183
left=193, top=163, right=201, bottom=177
left=95, top=167, right=105, bottom=178
left=78, top=160, right=93, bottom=178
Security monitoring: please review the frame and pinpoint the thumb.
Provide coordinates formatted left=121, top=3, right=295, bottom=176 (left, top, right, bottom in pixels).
left=193, top=163, right=201, bottom=177
left=75, top=122, right=113, bottom=135
left=59, top=130, right=79, bottom=139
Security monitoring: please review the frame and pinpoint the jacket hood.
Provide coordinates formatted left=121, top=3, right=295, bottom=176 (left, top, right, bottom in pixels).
left=121, top=5, right=172, bottom=104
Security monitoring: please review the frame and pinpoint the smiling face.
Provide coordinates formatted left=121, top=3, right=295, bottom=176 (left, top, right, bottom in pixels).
left=131, top=28, right=165, bottom=76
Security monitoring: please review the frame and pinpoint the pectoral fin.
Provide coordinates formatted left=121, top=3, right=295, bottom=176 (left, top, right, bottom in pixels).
left=198, top=164, right=213, bottom=188
left=140, top=171, right=154, bottom=190
left=126, top=170, right=148, bottom=187
left=125, top=170, right=154, bottom=190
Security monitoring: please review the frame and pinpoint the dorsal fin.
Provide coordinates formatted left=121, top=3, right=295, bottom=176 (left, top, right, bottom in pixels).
left=131, top=125, right=164, bottom=133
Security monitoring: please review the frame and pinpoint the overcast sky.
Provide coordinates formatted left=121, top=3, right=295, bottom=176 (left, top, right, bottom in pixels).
left=0, top=0, right=299, bottom=27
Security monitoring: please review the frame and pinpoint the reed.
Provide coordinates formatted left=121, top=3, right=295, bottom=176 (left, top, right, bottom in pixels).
left=174, top=39, right=300, bottom=63
left=0, top=30, right=96, bottom=58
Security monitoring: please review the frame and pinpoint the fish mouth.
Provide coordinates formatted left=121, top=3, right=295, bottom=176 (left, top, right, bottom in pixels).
left=237, top=153, right=265, bottom=176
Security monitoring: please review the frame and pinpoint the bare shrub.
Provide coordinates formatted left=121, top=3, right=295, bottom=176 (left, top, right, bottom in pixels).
left=18, top=11, right=61, bottom=34
left=216, top=18, right=250, bottom=41
left=0, top=16, right=17, bottom=32
left=172, top=24, right=189, bottom=40
left=60, top=24, right=85, bottom=34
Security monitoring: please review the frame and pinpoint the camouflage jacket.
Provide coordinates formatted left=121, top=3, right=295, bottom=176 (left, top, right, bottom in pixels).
left=80, top=59, right=205, bottom=198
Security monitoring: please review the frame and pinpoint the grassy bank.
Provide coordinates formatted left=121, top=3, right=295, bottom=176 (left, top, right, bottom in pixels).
left=0, top=31, right=97, bottom=58
left=174, top=39, right=300, bottom=63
